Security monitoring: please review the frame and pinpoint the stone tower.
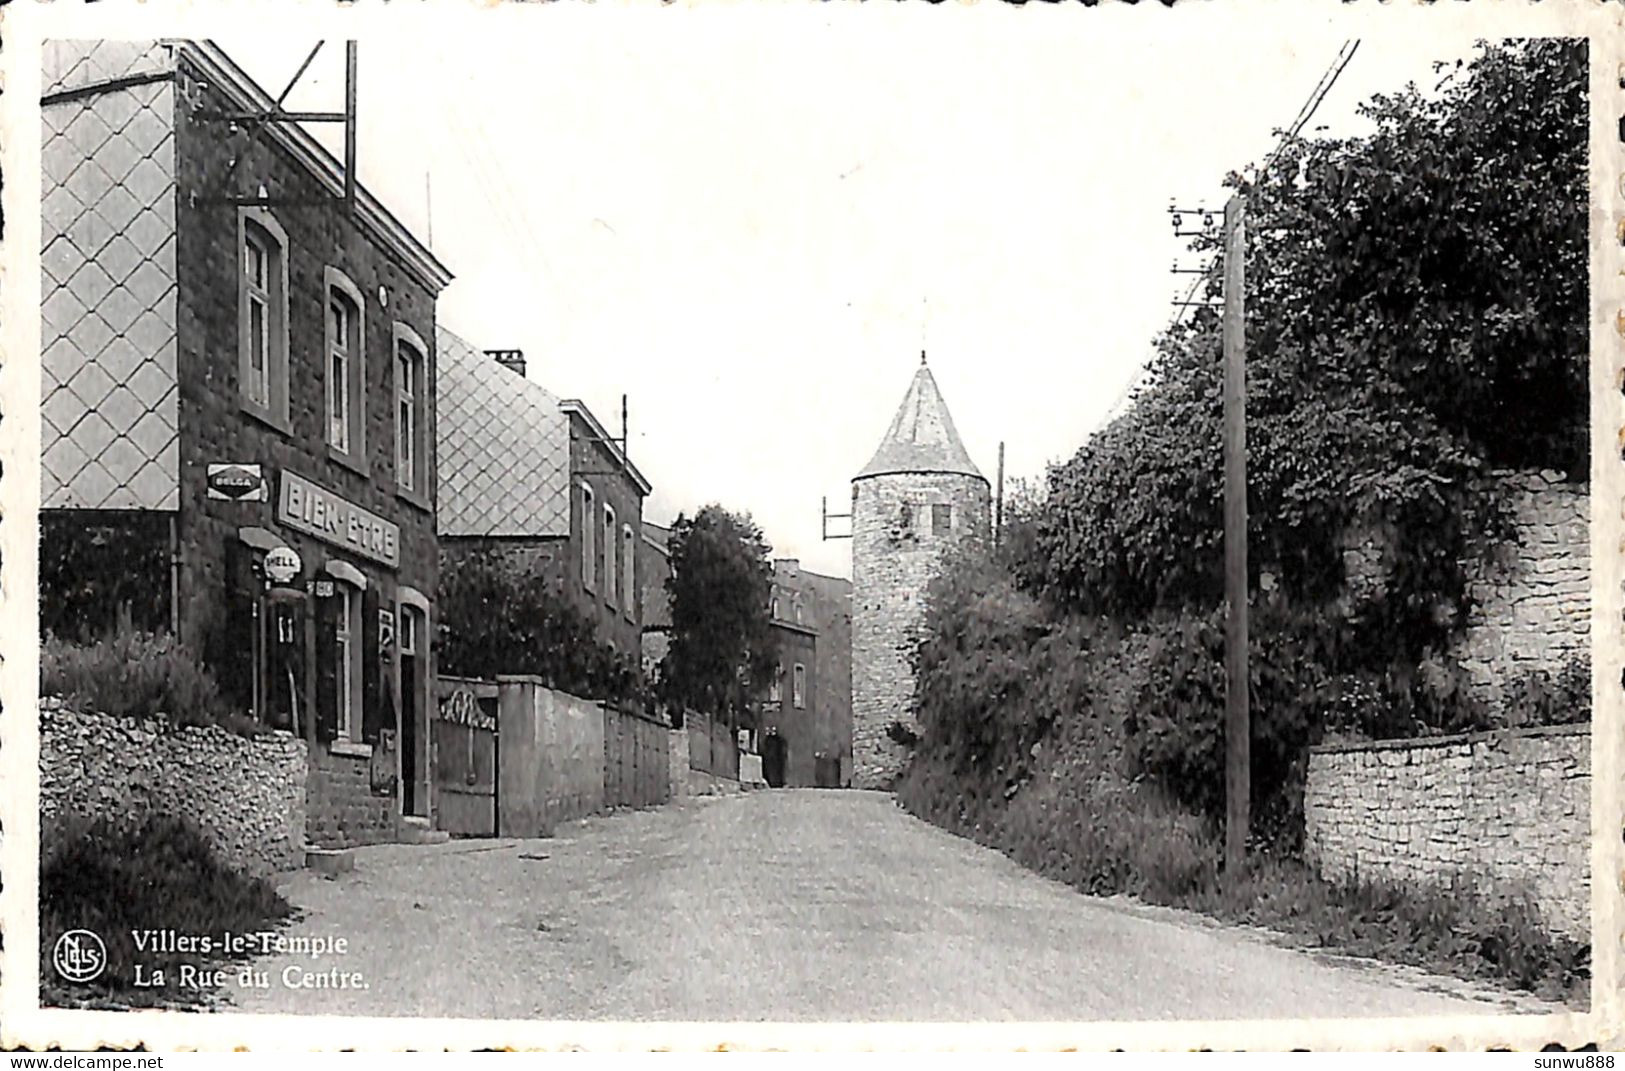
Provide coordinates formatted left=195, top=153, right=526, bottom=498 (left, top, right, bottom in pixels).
left=850, top=354, right=991, bottom=789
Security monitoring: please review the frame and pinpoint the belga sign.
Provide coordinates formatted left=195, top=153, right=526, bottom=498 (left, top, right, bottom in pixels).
left=277, top=472, right=401, bottom=568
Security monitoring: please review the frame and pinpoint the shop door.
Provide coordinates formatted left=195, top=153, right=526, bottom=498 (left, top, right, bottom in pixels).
left=398, top=607, right=422, bottom=817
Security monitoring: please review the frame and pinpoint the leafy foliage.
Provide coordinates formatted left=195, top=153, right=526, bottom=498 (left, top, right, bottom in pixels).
left=658, top=505, right=777, bottom=729
left=41, top=623, right=252, bottom=733
left=40, top=513, right=172, bottom=643
left=1033, top=39, right=1584, bottom=640
left=40, top=813, right=294, bottom=1008
left=437, top=542, right=643, bottom=706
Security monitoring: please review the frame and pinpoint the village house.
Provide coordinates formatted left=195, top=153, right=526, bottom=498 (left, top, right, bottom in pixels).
left=39, top=40, right=452, bottom=848
left=758, top=559, right=853, bottom=788
left=436, top=328, right=651, bottom=667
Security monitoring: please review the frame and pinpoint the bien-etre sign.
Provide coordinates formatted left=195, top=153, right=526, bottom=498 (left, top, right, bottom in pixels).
left=277, top=472, right=401, bottom=568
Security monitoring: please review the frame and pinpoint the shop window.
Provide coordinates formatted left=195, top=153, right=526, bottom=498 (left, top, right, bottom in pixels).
left=792, top=663, right=806, bottom=709
left=604, top=503, right=617, bottom=608
left=325, top=269, right=365, bottom=461
left=581, top=482, right=597, bottom=591
left=238, top=210, right=289, bottom=427
left=622, top=524, right=636, bottom=619
left=394, top=324, right=428, bottom=496
left=333, top=583, right=363, bottom=743
left=932, top=503, right=952, bottom=535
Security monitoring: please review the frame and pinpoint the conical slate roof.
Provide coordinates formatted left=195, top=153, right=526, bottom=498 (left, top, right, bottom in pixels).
left=854, top=355, right=986, bottom=482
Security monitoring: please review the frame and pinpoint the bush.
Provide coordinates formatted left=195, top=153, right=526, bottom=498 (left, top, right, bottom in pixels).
left=438, top=542, right=646, bottom=707
left=41, top=624, right=244, bottom=731
left=1500, top=653, right=1590, bottom=728
left=40, top=813, right=294, bottom=1008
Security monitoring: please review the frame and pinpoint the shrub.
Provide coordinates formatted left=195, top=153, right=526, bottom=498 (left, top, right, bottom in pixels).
left=1500, top=653, right=1590, bottom=728
left=40, top=813, right=294, bottom=1008
left=41, top=623, right=243, bottom=731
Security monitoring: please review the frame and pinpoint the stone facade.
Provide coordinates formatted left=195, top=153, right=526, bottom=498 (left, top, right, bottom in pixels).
left=39, top=41, right=452, bottom=850
left=1450, top=470, right=1589, bottom=707
left=40, top=703, right=308, bottom=875
left=1337, top=469, right=1588, bottom=713
left=1303, top=724, right=1589, bottom=942
left=851, top=470, right=990, bottom=788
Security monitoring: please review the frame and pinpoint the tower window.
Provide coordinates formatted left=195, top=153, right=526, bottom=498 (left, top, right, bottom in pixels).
left=932, top=503, right=952, bottom=535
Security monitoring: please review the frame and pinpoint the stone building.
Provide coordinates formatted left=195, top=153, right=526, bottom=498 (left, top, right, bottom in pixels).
left=850, top=355, right=990, bottom=788
left=39, top=40, right=453, bottom=848
left=758, top=559, right=853, bottom=788
left=437, top=326, right=650, bottom=668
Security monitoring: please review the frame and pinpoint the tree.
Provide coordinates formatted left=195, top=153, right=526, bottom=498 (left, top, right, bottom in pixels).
left=659, top=505, right=776, bottom=729
left=437, top=542, right=642, bottom=704
left=1033, top=38, right=1585, bottom=663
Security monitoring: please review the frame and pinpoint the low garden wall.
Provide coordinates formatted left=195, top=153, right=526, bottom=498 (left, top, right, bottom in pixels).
left=39, top=702, right=308, bottom=875
left=497, top=676, right=605, bottom=836
left=603, top=703, right=671, bottom=809
left=1303, top=723, right=1589, bottom=942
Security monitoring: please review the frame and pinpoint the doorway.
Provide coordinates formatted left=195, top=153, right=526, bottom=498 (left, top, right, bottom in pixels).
left=399, top=605, right=423, bottom=817
left=762, top=732, right=788, bottom=788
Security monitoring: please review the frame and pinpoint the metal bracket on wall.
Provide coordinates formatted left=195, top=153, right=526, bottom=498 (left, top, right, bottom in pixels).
left=194, top=39, right=358, bottom=214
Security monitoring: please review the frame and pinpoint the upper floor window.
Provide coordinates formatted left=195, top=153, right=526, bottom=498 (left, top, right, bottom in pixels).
left=769, top=664, right=782, bottom=704
left=771, top=596, right=780, bottom=620
left=792, top=663, right=806, bottom=709
left=238, top=210, right=289, bottom=427
left=581, top=482, right=597, bottom=591
left=622, top=524, right=637, bottom=619
left=932, top=503, right=952, bottom=535
left=603, top=504, right=618, bottom=607
left=325, top=269, right=365, bottom=461
left=792, top=593, right=804, bottom=624
left=394, top=324, right=428, bottom=496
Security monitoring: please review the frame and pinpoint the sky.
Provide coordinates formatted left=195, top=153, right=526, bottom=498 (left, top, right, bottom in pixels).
left=201, top=7, right=1506, bottom=579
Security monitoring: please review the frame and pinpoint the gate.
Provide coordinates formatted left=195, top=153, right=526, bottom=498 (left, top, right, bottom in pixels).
left=434, top=676, right=499, bottom=836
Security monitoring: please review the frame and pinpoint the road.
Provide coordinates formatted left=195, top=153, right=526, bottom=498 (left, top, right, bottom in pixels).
left=231, top=790, right=1548, bottom=1021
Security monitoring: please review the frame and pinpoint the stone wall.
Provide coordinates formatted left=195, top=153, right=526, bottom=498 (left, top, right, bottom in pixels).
left=603, top=704, right=670, bottom=810
left=497, top=676, right=605, bottom=836
left=667, top=726, right=690, bottom=798
left=851, top=471, right=990, bottom=789
left=305, top=747, right=397, bottom=849
left=1337, top=469, right=1588, bottom=713
left=40, top=703, right=307, bottom=875
left=1450, top=470, right=1589, bottom=708
left=1303, top=724, right=1588, bottom=942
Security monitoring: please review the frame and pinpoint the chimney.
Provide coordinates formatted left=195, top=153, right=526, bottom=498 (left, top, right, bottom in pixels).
left=485, top=348, right=526, bottom=378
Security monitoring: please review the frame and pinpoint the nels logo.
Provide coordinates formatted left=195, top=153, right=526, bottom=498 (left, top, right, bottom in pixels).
left=52, top=929, right=107, bottom=983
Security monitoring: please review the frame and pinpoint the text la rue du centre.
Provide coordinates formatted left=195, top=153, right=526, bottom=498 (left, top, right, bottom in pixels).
left=131, top=929, right=368, bottom=990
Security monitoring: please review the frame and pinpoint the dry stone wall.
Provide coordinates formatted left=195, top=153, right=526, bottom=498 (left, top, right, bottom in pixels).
left=1450, top=470, right=1589, bottom=707
left=851, top=471, right=990, bottom=789
left=40, top=702, right=308, bottom=874
left=1303, top=724, right=1588, bottom=942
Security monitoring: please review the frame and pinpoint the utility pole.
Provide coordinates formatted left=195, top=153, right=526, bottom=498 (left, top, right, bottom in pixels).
left=1221, top=194, right=1249, bottom=877
left=994, top=441, right=1005, bottom=549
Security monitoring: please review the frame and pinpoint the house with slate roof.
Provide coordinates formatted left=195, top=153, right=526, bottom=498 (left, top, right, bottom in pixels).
left=850, top=354, right=991, bottom=788
left=39, top=39, right=453, bottom=847
left=437, top=328, right=651, bottom=666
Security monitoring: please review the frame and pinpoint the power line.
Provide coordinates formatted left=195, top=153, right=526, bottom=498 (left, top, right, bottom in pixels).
left=1095, top=39, right=1362, bottom=430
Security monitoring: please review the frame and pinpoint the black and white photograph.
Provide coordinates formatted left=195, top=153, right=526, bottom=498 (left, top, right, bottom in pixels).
left=1, top=0, right=1621, bottom=1052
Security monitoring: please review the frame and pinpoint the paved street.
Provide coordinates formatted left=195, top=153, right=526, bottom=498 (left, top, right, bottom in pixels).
left=232, top=791, right=1547, bottom=1021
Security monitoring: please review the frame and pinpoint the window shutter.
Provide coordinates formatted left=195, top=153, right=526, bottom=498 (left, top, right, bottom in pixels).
left=314, top=592, right=339, bottom=744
